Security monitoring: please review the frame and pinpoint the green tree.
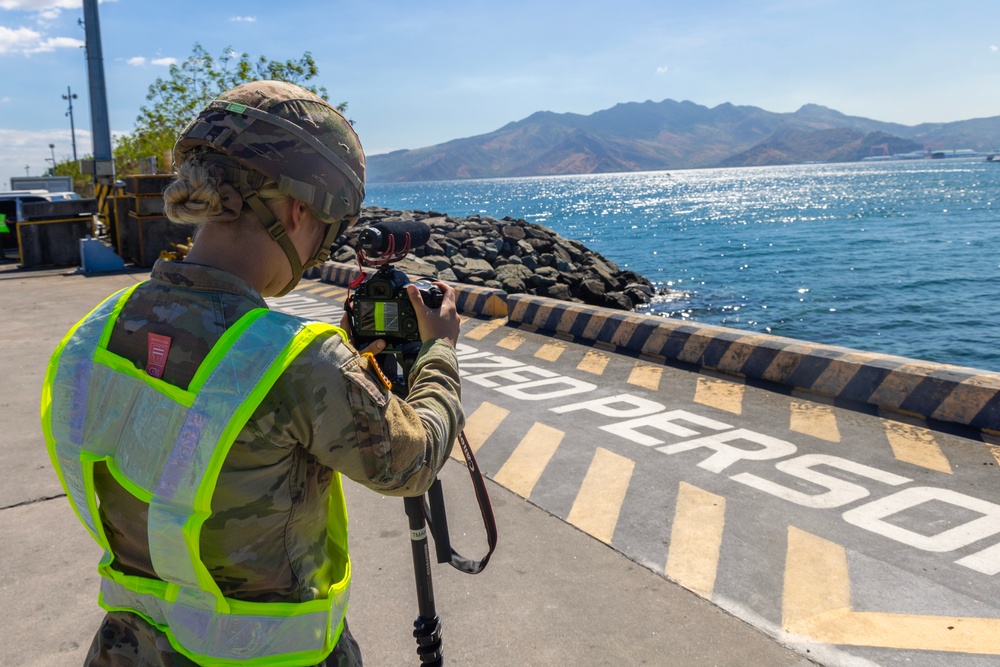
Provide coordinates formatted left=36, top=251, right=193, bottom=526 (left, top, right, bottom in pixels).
left=50, top=155, right=94, bottom=197
left=114, top=43, right=346, bottom=175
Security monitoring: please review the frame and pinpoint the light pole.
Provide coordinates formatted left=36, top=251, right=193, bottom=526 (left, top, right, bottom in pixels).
left=46, top=143, right=56, bottom=175
left=62, top=86, right=78, bottom=162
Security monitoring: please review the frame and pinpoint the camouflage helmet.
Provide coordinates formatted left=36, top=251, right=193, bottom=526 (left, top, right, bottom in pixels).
left=173, top=80, right=365, bottom=225
left=173, top=80, right=365, bottom=296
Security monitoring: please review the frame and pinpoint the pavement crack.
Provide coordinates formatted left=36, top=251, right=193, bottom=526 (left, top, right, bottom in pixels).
left=1, top=493, right=67, bottom=511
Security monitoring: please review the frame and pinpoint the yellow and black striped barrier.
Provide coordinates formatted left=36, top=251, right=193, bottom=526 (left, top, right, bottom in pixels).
left=506, top=294, right=1000, bottom=435
left=305, top=261, right=1000, bottom=434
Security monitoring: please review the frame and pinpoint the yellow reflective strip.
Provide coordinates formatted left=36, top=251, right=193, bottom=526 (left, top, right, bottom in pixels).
left=98, top=591, right=170, bottom=630
left=39, top=353, right=69, bottom=499
left=225, top=594, right=335, bottom=616
left=183, top=322, right=343, bottom=608
left=188, top=308, right=270, bottom=393
left=39, top=285, right=137, bottom=498
left=61, top=456, right=98, bottom=543
left=304, top=321, right=348, bottom=343
left=101, top=456, right=155, bottom=503
left=92, top=347, right=195, bottom=407
left=192, top=323, right=340, bottom=514
left=97, top=283, right=144, bottom=349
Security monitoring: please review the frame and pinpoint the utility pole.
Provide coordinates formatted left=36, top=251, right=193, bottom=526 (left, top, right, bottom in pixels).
left=62, top=86, right=78, bottom=162
left=46, top=144, right=56, bottom=175
left=81, top=0, right=114, bottom=184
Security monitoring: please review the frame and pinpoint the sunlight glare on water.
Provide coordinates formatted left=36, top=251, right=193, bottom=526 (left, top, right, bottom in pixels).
left=369, top=161, right=1000, bottom=371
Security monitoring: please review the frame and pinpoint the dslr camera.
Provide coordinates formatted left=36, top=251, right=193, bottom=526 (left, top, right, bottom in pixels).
left=345, top=220, right=444, bottom=387
left=351, top=267, right=443, bottom=348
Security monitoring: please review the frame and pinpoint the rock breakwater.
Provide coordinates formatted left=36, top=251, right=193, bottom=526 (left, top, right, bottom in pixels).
left=331, top=206, right=663, bottom=311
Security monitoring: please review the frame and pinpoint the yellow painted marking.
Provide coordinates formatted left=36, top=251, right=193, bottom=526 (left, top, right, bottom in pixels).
left=783, top=526, right=1000, bottom=654
left=566, top=448, right=634, bottom=544
left=464, top=317, right=508, bottom=341
left=459, top=315, right=471, bottom=325
left=990, top=445, right=1000, bottom=466
left=628, top=364, right=663, bottom=392
left=881, top=420, right=953, bottom=474
left=694, top=376, right=744, bottom=415
left=577, top=349, right=610, bottom=375
left=452, top=402, right=509, bottom=461
left=534, top=342, right=566, bottom=362
left=496, top=332, right=526, bottom=351
left=789, top=400, right=841, bottom=442
left=306, top=285, right=330, bottom=294
left=493, top=423, right=564, bottom=498
left=317, top=287, right=346, bottom=298
left=665, top=482, right=725, bottom=599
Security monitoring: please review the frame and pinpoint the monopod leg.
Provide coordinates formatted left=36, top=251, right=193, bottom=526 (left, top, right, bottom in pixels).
left=404, top=495, right=443, bottom=665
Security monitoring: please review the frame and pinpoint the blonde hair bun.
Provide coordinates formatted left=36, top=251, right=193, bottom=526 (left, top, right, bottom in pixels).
left=163, top=160, right=224, bottom=224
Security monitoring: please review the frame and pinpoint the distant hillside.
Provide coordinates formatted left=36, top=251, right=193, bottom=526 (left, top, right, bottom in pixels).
left=367, top=100, right=1000, bottom=182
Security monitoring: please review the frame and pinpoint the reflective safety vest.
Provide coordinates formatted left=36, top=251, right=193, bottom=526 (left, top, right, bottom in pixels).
left=40, top=284, right=352, bottom=667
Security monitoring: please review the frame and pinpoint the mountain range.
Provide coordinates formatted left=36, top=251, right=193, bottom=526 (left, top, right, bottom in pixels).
left=366, top=100, right=1000, bottom=183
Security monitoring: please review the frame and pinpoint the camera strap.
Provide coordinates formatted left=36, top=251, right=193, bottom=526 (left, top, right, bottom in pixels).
left=423, top=430, right=498, bottom=574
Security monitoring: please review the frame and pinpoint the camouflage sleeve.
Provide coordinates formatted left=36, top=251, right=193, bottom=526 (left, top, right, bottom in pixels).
left=264, top=333, right=463, bottom=496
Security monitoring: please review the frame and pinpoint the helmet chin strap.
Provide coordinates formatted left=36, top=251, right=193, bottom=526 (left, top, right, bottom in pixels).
left=237, top=187, right=300, bottom=297
left=240, top=184, right=343, bottom=297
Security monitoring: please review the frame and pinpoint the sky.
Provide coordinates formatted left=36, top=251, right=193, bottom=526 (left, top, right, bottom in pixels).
left=1, top=0, right=998, bottom=189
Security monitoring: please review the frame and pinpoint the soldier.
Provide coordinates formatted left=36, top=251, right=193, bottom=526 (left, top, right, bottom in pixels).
left=40, top=80, right=463, bottom=666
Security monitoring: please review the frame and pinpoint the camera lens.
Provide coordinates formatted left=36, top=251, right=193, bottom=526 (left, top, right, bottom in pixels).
left=375, top=284, right=387, bottom=296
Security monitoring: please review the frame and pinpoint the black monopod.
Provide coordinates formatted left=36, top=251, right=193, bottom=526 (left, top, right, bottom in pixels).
left=374, top=334, right=496, bottom=667
left=345, top=221, right=498, bottom=665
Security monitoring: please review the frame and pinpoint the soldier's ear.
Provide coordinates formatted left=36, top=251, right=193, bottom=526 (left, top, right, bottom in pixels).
left=284, top=200, right=311, bottom=234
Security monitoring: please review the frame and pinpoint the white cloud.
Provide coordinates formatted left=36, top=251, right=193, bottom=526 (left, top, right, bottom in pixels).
left=0, top=0, right=116, bottom=25
left=656, top=65, right=669, bottom=75
left=229, top=15, right=256, bottom=22
left=0, top=1, right=79, bottom=11
left=151, top=57, right=176, bottom=66
left=991, top=45, right=998, bottom=53
left=126, top=55, right=145, bottom=66
left=0, top=24, right=83, bottom=54
left=0, top=25, right=41, bottom=52
left=1, top=96, right=10, bottom=103
left=0, top=127, right=92, bottom=188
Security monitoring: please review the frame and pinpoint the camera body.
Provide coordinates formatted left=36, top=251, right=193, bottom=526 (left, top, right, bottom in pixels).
left=351, top=266, right=443, bottom=349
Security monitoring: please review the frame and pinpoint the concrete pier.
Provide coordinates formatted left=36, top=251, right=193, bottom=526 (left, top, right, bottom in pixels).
left=4, top=260, right=998, bottom=666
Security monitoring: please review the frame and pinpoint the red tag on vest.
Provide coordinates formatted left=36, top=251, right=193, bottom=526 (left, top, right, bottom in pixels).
left=146, top=333, right=172, bottom=379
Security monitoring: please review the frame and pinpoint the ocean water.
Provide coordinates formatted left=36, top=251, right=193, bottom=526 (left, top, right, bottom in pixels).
left=367, top=161, right=1000, bottom=372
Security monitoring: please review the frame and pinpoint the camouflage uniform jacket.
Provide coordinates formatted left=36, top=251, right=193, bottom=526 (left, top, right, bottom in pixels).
left=83, top=259, right=464, bottom=666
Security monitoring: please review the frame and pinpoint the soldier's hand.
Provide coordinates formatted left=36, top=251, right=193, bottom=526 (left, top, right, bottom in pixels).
left=407, top=282, right=460, bottom=347
left=356, top=338, right=386, bottom=356
left=340, top=311, right=387, bottom=355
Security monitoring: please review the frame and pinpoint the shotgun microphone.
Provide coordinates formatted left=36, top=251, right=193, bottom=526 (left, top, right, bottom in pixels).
left=358, top=220, right=431, bottom=255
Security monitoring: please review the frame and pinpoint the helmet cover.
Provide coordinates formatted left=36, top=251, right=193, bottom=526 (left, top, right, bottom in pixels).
left=173, top=80, right=365, bottom=225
